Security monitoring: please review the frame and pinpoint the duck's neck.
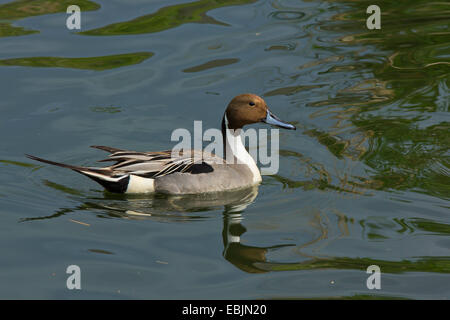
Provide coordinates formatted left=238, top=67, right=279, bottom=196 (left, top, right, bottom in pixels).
left=221, top=114, right=261, bottom=183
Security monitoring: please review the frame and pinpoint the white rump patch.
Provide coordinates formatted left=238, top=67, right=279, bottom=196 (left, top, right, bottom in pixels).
left=126, top=175, right=155, bottom=193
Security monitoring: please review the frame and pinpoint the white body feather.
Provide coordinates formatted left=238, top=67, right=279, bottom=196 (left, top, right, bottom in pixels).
left=126, top=175, right=155, bottom=193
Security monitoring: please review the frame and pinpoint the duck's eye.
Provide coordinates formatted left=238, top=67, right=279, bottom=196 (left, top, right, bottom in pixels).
left=249, top=102, right=255, bottom=106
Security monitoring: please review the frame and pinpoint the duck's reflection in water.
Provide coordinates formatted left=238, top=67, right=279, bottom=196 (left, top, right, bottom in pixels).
left=22, top=184, right=295, bottom=273
left=222, top=209, right=295, bottom=273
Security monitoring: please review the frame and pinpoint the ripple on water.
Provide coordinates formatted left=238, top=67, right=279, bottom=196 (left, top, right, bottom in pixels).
left=269, top=10, right=306, bottom=21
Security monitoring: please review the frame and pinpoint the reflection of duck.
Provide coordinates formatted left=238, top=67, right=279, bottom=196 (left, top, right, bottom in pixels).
left=21, top=183, right=296, bottom=274
left=222, top=209, right=295, bottom=274
left=223, top=212, right=269, bottom=273
left=26, top=94, right=295, bottom=195
left=21, top=184, right=260, bottom=222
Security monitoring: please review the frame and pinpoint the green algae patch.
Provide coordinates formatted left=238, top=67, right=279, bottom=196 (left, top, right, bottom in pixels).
left=0, top=159, right=37, bottom=168
left=0, top=22, right=38, bottom=37
left=0, top=0, right=100, bottom=20
left=0, top=52, right=153, bottom=70
left=0, top=0, right=100, bottom=37
left=80, top=0, right=257, bottom=36
left=183, top=58, right=239, bottom=73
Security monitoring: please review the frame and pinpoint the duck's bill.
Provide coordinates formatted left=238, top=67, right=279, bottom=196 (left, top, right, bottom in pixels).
left=262, top=110, right=296, bottom=130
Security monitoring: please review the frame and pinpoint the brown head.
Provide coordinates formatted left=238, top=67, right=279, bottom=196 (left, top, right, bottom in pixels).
left=224, top=93, right=296, bottom=130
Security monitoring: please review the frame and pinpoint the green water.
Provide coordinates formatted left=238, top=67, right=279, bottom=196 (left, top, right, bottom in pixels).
left=0, top=0, right=448, bottom=299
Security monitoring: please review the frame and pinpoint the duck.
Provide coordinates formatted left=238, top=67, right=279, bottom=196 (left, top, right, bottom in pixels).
left=26, top=94, right=296, bottom=195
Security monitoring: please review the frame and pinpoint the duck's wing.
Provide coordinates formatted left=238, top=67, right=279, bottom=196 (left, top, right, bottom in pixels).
left=97, top=149, right=222, bottom=178
left=89, top=146, right=196, bottom=177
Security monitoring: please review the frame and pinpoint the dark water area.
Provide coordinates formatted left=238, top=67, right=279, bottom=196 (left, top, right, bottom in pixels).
left=0, top=0, right=448, bottom=299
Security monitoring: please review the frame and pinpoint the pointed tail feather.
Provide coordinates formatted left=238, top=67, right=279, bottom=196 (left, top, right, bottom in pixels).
left=90, top=145, right=126, bottom=153
left=25, top=154, right=86, bottom=171
left=25, top=154, right=130, bottom=193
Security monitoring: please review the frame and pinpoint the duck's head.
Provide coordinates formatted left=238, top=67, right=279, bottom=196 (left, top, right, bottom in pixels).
left=224, top=93, right=296, bottom=130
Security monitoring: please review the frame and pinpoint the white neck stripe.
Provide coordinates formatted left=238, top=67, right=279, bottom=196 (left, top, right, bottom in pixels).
left=224, top=115, right=261, bottom=183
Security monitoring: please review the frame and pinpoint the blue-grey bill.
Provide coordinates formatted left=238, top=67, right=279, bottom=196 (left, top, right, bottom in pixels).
left=263, top=110, right=296, bottom=130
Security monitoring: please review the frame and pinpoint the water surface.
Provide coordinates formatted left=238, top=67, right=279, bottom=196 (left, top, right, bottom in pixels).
left=0, top=0, right=448, bottom=299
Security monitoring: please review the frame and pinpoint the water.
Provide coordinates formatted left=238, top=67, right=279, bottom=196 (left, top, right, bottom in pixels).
left=0, top=0, right=449, bottom=299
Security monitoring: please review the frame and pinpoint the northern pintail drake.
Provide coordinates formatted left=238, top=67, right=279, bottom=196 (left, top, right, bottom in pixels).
left=27, top=94, right=295, bottom=194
